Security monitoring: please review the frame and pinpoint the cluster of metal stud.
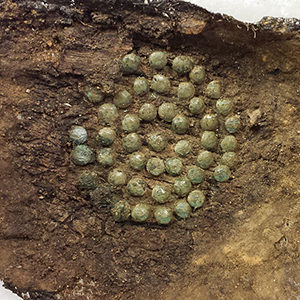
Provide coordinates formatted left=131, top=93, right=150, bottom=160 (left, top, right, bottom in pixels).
left=69, top=51, right=240, bottom=225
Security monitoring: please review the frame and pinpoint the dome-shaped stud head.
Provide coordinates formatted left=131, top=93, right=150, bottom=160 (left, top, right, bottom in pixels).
left=201, top=131, right=218, bottom=150
left=113, top=89, right=133, bottom=109
left=121, top=53, right=141, bottom=74
left=152, top=184, right=170, bottom=203
left=133, top=77, right=149, bottom=96
left=187, top=190, right=205, bottom=209
left=71, top=145, right=95, bottom=166
left=214, top=165, right=231, bottom=182
left=165, top=157, right=183, bottom=176
left=177, top=82, right=195, bottom=101
left=189, top=65, right=205, bottom=84
left=174, top=177, right=192, bottom=196
left=220, top=135, right=238, bottom=152
left=149, top=51, right=167, bottom=70
left=200, top=114, right=218, bottom=131
left=70, top=126, right=88, bottom=145
left=97, top=127, right=116, bottom=146
left=129, top=151, right=147, bottom=171
left=172, top=56, right=193, bottom=75
left=158, top=102, right=177, bottom=122
left=189, top=97, right=205, bottom=115
left=175, top=200, right=191, bottom=219
left=225, top=116, right=240, bottom=133
left=98, top=103, right=118, bottom=125
left=147, top=132, right=168, bottom=152
left=174, top=140, right=191, bottom=157
left=150, top=74, right=171, bottom=94
left=196, top=150, right=214, bottom=169
left=206, top=80, right=221, bottom=99
left=122, top=114, right=140, bottom=133
left=123, top=133, right=142, bottom=153
left=220, top=152, right=237, bottom=168
left=111, top=200, right=131, bottom=222
left=216, top=99, right=233, bottom=116
left=187, top=166, right=204, bottom=184
left=79, top=171, right=98, bottom=190
left=84, top=86, right=105, bottom=104
left=97, top=148, right=115, bottom=167
left=146, top=157, right=165, bottom=176
left=131, top=203, right=150, bottom=222
left=127, top=177, right=147, bottom=197
left=108, top=169, right=127, bottom=186
left=139, top=103, right=157, bottom=122
left=172, top=114, right=189, bottom=135
left=154, top=206, right=172, bottom=225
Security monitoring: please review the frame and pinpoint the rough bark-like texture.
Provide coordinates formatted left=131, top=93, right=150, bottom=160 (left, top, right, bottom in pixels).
left=0, top=1, right=299, bottom=299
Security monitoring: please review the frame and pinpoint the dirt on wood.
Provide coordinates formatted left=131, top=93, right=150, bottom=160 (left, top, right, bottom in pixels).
left=0, top=0, right=299, bottom=299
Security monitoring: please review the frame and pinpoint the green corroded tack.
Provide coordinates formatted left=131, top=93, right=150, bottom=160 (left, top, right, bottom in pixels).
left=196, top=150, right=214, bottom=169
left=111, top=200, right=131, bottom=222
left=221, top=152, right=237, bottom=168
left=123, top=133, right=142, bottom=153
left=70, top=126, right=88, bottom=145
left=97, top=127, right=116, bottom=146
left=201, top=131, right=218, bottom=150
left=200, top=114, right=218, bottom=131
left=172, top=114, right=189, bottom=134
left=127, top=177, right=147, bottom=196
left=133, top=77, right=149, bottom=96
left=139, top=103, right=157, bottom=122
left=214, top=165, right=231, bottom=182
left=172, top=56, right=193, bottom=75
left=84, top=86, right=104, bottom=104
left=225, top=116, right=240, bottom=133
left=174, top=140, right=191, bottom=157
left=189, top=65, right=205, bottom=84
left=152, top=184, right=170, bottom=203
left=174, top=177, right=192, bottom=196
left=175, top=200, right=191, bottom=219
left=129, top=151, right=147, bottom=170
left=97, top=148, right=115, bottom=167
left=147, top=132, right=167, bottom=152
left=220, top=135, right=238, bottom=152
left=79, top=171, right=98, bottom=190
left=108, top=169, right=127, bottom=186
left=151, top=74, right=171, bottom=94
left=149, top=51, right=167, bottom=70
left=216, top=99, right=233, bottom=116
left=121, top=53, right=141, bottom=74
left=146, top=157, right=165, bottom=176
left=189, top=97, right=205, bottom=115
left=154, top=206, right=172, bottom=225
left=113, top=90, right=133, bottom=108
left=187, top=166, right=204, bottom=184
left=187, top=190, right=205, bottom=208
left=206, top=80, right=221, bottom=99
left=165, top=157, right=183, bottom=176
left=158, top=102, right=177, bottom=122
left=71, top=145, right=95, bottom=166
left=98, top=103, right=118, bottom=124
left=131, top=203, right=150, bottom=222
left=89, top=185, right=111, bottom=208
left=177, top=82, right=195, bottom=101
left=122, top=114, right=140, bottom=133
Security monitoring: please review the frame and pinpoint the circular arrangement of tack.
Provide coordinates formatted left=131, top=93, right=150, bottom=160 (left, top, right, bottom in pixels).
left=214, top=165, right=231, bottom=182
left=152, top=184, right=170, bottom=203
left=172, top=56, right=193, bottom=75
left=178, top=82, right=195, bottom=101
left=139, top=103, right=157, bottom=121
left=187, top=190, right=205, bottom=209
left=131, top=203, right=150, bottom=222
left=172, top=114, right=189, bottom=134
left=70, top=126, right=88, bottom=145
left=71, top=145, right=95, bottom=166
left=97, top=148, right=115, bottom=167
left=151, top=74, right=171, bottom=94
left=113, top=90, right=132, bottom=108
left=225, top=116, right=240, bottom=133
left=97, top=127, right=116, bottom=146
left=73, top=51, right=242, bottom=225
left=111, top=200, right=131, bottom=222
left=108, top=169, right=127, bottom=186
left=121, top=53, right=141, bottom=74
left=174, top=140, right=191, bottom=157
left=147, top=132, right=168, bottom=152
left=149, top=51, right=167, bottom=70
left=175, top=200, right=191, bottom=219
left=98, top=103, right=118, bottom=124
left=122, top=114, right=140, bottom=132
left=158, top=102, right=177, bottom=122
left=129, top=151, right=147, bottom=170
left=133, top=77, right=149, bottom=96
left=154, top=206, right=172, bottom=225
left=123, top=133, right=142, bottom=153
left=189, top=65, right=205, bottom=84
left=189, top=97, right=205, bottom=115
left=174, top=177, right=192, bottom=196
left=146, top=157, right=165, bottom=176
left=127, top=177, right=147, bottom=196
